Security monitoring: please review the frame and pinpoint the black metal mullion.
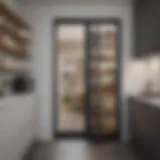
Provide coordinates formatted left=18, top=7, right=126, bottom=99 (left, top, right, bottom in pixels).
left=85, top=21, right=92, bottom=137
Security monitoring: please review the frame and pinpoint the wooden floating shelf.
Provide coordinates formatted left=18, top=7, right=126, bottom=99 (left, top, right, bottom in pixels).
left=0, top=24, right=29, bottom=43
left=0, top=2, right=30, bottom=76
left=0, top=2, right=31, bottom=59
left=0, top=43, right=28, bottom=58
left=0, top=65, right=27, bottom=74
left=0, top=2, right=30, bottom=30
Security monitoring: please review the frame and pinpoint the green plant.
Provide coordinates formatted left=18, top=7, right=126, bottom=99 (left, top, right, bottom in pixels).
left=63, top=94, right=72, bottom=104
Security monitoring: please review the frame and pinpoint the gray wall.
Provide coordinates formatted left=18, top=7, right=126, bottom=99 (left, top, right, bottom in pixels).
left=18, top=0, right=134, bottom=142
left=3, top=0, right=18, bottom=10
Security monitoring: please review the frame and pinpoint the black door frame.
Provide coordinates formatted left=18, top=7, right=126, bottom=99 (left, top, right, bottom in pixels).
left=52, top=18, right=122, bottom=140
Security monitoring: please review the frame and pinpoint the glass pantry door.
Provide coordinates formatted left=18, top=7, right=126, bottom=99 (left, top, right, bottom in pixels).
left=56, top=24, right=86, bottom=135
left=87, top=23, right=119, bottom=138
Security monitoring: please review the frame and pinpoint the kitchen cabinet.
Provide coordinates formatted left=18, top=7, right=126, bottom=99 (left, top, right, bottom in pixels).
left=129, top=97, right=160, bottom=160
left=0, top=94, right=35, bottom=160
left=134, top=0, right=160, bottom=56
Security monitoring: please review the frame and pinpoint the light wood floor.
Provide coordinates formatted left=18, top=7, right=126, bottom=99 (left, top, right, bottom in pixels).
left=24, top=140, right=140, bottom=160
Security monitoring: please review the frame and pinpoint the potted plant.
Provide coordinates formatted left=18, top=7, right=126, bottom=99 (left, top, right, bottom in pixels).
left=63, top=93, right=72, bottom=105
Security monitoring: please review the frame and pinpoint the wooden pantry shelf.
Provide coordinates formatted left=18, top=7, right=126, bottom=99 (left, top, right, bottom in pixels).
left=90, top=84, right=117, bottom=92
left=0, top=2, right=30, bottom=30
left=90, top=55, right=116, bottom=61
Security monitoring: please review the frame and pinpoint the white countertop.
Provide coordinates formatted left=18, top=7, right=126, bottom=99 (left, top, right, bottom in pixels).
left=131, top=95, right=160, bottom=109
left=0, top=93, right=35, bottom=106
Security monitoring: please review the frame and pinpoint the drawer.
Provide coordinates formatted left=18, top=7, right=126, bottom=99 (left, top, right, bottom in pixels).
left=0, top=117, right=34, bottom=160
left=0, top=95, right=35, bottom=160
left=8, top=122, right=34, bottom=160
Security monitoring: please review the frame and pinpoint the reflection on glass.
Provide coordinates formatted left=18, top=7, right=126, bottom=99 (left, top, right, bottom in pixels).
left=57, top=24, right=85, bottom=132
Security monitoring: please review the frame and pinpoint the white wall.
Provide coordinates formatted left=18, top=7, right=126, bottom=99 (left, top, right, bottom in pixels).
left=18, top=0, right=133, bottom=142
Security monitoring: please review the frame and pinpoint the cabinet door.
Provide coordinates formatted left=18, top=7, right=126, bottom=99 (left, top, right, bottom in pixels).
left=135, top=0, right=160, bottom=56
left=154, top=0, right=160, bottom=52
left=130, top=99, right=160, bottom=160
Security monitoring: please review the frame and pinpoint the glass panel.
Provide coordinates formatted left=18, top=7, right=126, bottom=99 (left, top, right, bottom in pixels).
left=88, top=24, right=118, bottom=135
left=57, top=24, right=85, bottom=132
